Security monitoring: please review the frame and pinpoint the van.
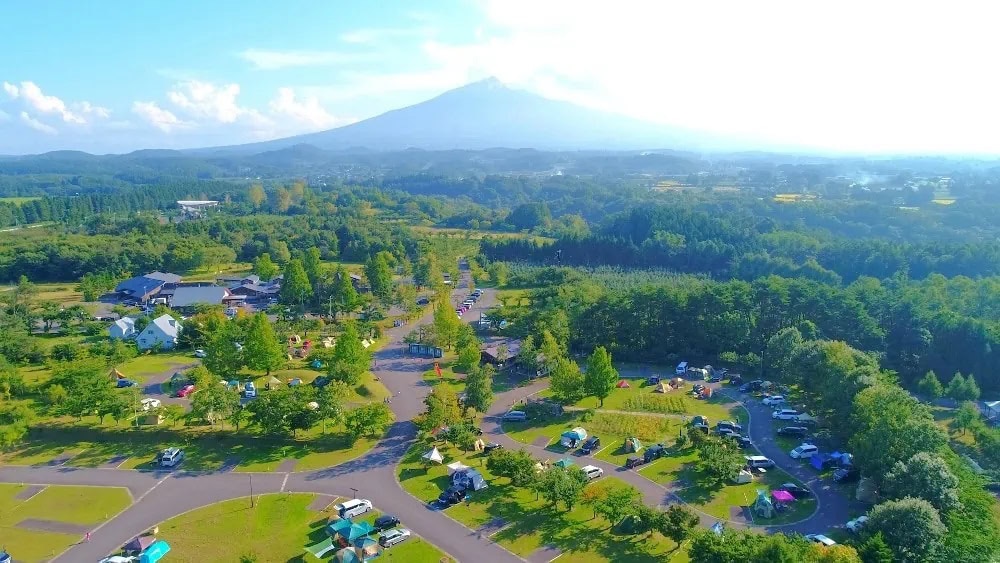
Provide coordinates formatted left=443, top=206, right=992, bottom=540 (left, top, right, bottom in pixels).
left=502, top=411, right=527, bottom=422
left=745, top=455, right=775, bottom=469
left=379, top=528, right=411, bottom=547
left=790, top=443, right=818, bottom=459
left=335, top=498, right=373, bottom=519
left=772, top=408, right=802, bottom=420
left=675, top=362, right=688, bottom=376
left=158, top=447, right=185, bottom=468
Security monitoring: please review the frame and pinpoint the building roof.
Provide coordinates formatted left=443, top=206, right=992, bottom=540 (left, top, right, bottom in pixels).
left=170, top=286, right=230, bottom=308
left=113, top=317, right=135, bottom=331
left=231, top=283, right=279, bottom=295
left=148, top=314, right=181, bottom=338
left=482, top=338, right=522, bottom=359
left=115, top=276, right=167, bottom=297
left=145, top=271, right=182, bottom=283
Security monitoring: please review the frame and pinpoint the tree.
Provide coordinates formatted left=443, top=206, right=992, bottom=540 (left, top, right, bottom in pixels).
left=248, top=184, right=266, bottom=209
left=881, top=452, right=960, bottom=512
left=584, top=346, right=618, bottom=407
left=485, top=448, right=537, bottom=487
left=302, top=247, right=323, bottom=290
left=659, top=504, right=700, bottom=547
left=417, top=386, right=462, bottom=432
left=228, top=405, right=248, bottom=432
left=455, top=339, right=481, bottom=372
left=191, top=383, right=239, bottom=427
left=328, top=266, right=360, bottom=319
left=253, top=253, right=279, bottom=281
left=487, top=262, right=509, bottom=287
left=549, top=357, right=585, bottom=404
left=856, top=532, right=894, bottom=563
left=413, top=254, right=443, bottom=289
left=535, top=466, right=587, bottom=510
left=962, top=375, right=981, bottom=401
left=316, top=381, right=348, bottom=433
left=0, top=402, right=33, bottom=449
left=105, top=339, right=137, bottom=368
left=916, top=370, right=943, bottom=400
left=464, top=363, right=495, bottom=414
left=695, top=437, right=745, bottom=485
left=865, top=497, right=946, bottom=562
left=952, top=401, right=981, bottom=436
left=242, top=313, right=285, bottom=376
left=327, top=322, right=371, bottom=386
left=281, top=259, right=313, bottom=308
left=365, top=252, right=394, bottom=303
left=246, top=388, right=299, bottom=435
left=593, top=485, right=639, bottom=527
left=343, top=403, right=393, bottom=443
left=945, top=372, right=979, bottom=401
left=203, top=320, right=245, bottom=378
left=517, top=335, right=538, bottom=372
left=162, top=404, right=186, bottom=428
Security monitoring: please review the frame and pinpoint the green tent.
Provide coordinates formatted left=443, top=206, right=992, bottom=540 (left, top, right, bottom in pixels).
left=624, top=437, right=643, bottom=453
left=328, top=519, right=375, bottom=543
left=554, top=458, right=574, bottom=468
left=752, top=488, right=774, bottom=519
left=304, top=537, right=336, bottom=559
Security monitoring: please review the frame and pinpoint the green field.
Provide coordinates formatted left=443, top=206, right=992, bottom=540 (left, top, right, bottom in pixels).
left=0, top=196, right=42, bottom=205
left=0, top=483, right=131, bottom=563
left=155, top=493, right=452, bottom=562
left=539, top=380, right=744, bottom=422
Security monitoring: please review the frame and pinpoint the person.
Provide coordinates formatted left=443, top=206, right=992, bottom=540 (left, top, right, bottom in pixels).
left=85, top=531, right=91, bottom=542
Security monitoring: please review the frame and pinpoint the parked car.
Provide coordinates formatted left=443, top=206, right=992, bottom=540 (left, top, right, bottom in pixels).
left=175, top=384, right=195, bottom=398
left=806, top=534, right=837, bottom=546
left=644, top=443, right=667, bottom=462
left=194, top=349, right=207, bottom=358
left=625, top=456, right=643, bottom=469
left=772, top=409, right=802, bottom=420
left=716, top=420, right=742, bottom=433
left=484, top=442, right=503, bottom=454
left=379, top=528, right=411, bottom=548
left=582, top=465, right=604, bottom=480
left=780, top=483, right=813, bottom=499
left=156, top=447, right=184, bottom=468
left=374, top=514, right=400, bottom=532
left=745, top=455, right=776, bottom=469
left=776, top=426, right=809, bottom=437
left=833, top=467, right=860, bottom=483
left=727, top=434, right=753, bottom=448
left=580, top=436, right=601, bottom=454
left=846, top=515, right=869, bottom=533
left=117, top=378, right=137, bottom=388
left=502, top=411, right=527, bottom=421
left=335, top=499, right=373, bottom=519
left=244, top=381, right=257, bottom=398
left=140, top=398, right=161, bottom=411
left=790, top=443, right=819, bottom=459
left=729, top=375, right=743, bottom=386
left=437, top=489, right=464, bottom=506
left=715, top=427, right=735, bottom=438
left=762, top=395, right=786, bottom=406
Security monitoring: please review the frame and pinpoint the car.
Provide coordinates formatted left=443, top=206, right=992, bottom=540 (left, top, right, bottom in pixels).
left=244, top=381, right=257, bottom=398
left=379, top=527, right=411, bottom=548
left=729, top=375, right=743, bottom=386
left=580, top=436, right=601, bottom=454
left=157, top=447, right=184, bottom=467
left=140, top=398, right=161, bottom=411
left=727, top=434, right=753, bottom=448
left=762, top=395, right=786, bottom=406
left=776, top=426, right=808, bottom=437
left=175, top=384, right=195, bottom=398
left=846, top=515, right=869, bottom=533
left=581, top=465, right=604, bottom=480
left=116, top=378, right=136, bottom=388
left=772, top=409, right=802, bottom=420
left=780, top=483, right=813, bottom=499
left=716, top=420, right=743, bottom=433
left=374, top=514, right=401, bottom=531
left=806, top=534, right=837, bottom=547
left=484, top=442, right=504, bottom=453
left=790, top=443, right=819, bottom=459
left=416, top=297, right=430, bottom=306
left=437, top=489, right=464, bottom=506
left=745, top=455, right=776, bottom=469
left=715, top=427, right=736, bottom=438
left=335, top=498, right=373, bottom=518
left=738, top=383, right=752, bottom=393
left=833, top=467, right=860, bottom=483
left=194, top=349, right=207, bottom=358
left=503, top=411, right=527, bottom=421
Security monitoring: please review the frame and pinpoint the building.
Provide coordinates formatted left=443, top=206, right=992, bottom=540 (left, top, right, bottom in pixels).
left=168, top=286, right=235, bottom=310
left=109, top=317, right=136, bottom=340
left=136, top=314, right=181, bottom=351
left=982, top=401, right=1000, bottom=426
left=177, top=200, right=219, bottom=217
left=481, top=338, right=522, bottom=367
left=114, top=272, right=182, bottom=304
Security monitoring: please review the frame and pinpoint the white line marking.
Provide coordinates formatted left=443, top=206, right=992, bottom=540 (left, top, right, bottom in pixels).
left=281, top=473, right=289, bottom=492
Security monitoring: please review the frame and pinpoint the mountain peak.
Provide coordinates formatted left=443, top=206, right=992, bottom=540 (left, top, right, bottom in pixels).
left=466, top=76, right=507, bottom=90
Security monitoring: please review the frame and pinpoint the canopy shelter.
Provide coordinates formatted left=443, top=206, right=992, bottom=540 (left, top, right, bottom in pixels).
left=422, top=447, right=444, bottom=464
left=559, top=427, right=588, bottom=447
left=305, top=537, right=337, bottom=559
left=733, top=469, right=753, bottom=484
left=752, top=489, right=775, bottom=519
left=616, top=379, right=630, bottom=388
left=310, top=359, right=324, bottom=369
left=624, top=436, right=643, bottom=453
left=138, top=540, right=170, bottom=563
left=772, top=489, right=795, bottom=503
left=124, top=535, right=156, bottom=554
left=328, top=519, right=375, bottom=543
left=447, top=461, right=470, bottom=475
left=554, top=458, right=574, bottom=468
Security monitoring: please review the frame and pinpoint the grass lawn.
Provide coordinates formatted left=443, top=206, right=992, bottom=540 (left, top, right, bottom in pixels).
left=398, top=443, right=686, bottom=562
left=118, top=352, right=199, bottom=381
left=155, top=493, right=452, bottom=563
left=504, top=410, right=682, bottom=459
left=248, top=369, right=390, bottom=406
left=30, top=282, right=84, bottom=305
left=541, top=381, right=745, bottom=423
left=0, top=483, right=131, bottom=563
left=16, top=364, right=53, bottom=386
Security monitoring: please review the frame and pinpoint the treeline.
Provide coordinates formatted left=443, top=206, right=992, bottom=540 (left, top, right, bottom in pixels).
left=493, top=267, right=1000, bottom=394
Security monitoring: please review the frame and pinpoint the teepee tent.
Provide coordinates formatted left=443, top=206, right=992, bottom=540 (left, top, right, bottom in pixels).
left=447, top=461, right=470, bottom=475
left=624, top=437, right=643, bottom=453
left=752, top=489, right=774, bottom=518
left=422, top=447, right=444, bottom=464
left=616, top=379, right=630, bottom=388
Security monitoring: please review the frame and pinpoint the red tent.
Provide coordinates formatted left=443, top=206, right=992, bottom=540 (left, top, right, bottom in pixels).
left=616, top=380, right=630, bottom=388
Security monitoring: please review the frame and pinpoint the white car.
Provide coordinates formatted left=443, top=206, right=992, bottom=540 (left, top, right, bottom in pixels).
left=194, top=349, right=207, bottom=358
left=806, top=534, right=837, bottom=546
left=772, top=409, right=802, bottom=420
left=846, top=515, right=869, bottom=533
left=379, top=527, right=412, bottom=547
left=244, top=382, right=257, bottom=398
left=581, top=465, right=604, bottom=480
left=790, top=443, right=818, bottom=459
left=99, top=557, right=137, bottom=563
left=140, top=398, right=161, bottom=411
left=762, top=395, right=786, bottom=406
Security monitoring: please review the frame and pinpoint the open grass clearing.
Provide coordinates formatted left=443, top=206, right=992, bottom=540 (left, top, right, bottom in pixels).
left=504, top=410, right=684, bottom=459
left=539, top=380, right=744, bottom=423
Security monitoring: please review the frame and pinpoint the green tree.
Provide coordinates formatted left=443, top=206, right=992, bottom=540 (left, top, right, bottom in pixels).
left=252, top=253, right=279, bottom=281
left=593, top=485, right=639, bottom=527
left=414, top=254, right=443, bottom=289
left=191, top=383, right=239, bottom=427
left=228, top=405, right=248, bottom=432
left=535, top=466, right=587, bottom=511
left=0, top=402, right=33, bottom=449
left=242, top=313, right=285, bottom=376
left=455, top=339, right=481, bottom=372
left=248, top=184, right=266, bottom=209
left=485, top=448, right=537, bottom=487
left=696, top=437, right=745, bottom=485
left=327, top=322, right=371, bottom=386
left=584, top=346, right=618, bottom=407
left=302, top=247, right=323, bottom=289
left=203, top=320, right=245, bottom=378
left=416, top=386, right=462, bottom=432
left=365, top=252, right=394, bottom=303
left=464, top=363, right=495, bottom=414
left=432, top=301, right=461, bottom=350
left=162, top=404, right=187, bottom=428
left=916, top=370, right=943, bottom=400
left=882, top=452, right=960, bottom=512
left=328, top=266, right=360, bottom=319
left=343, top=403, right=393, bottom=443
left=945, top=372, right=973, bottom=401
left=856, top=532, right=894, bottom=563
left=951, top=401, right=981, bottom=435
left=281, top=258, right=313, bottom=308
left=246, top=388, right=299, bottom=435
left=549, top=357, right=585, bottom=404
left=659, top=505, right=700, bottom=548
left=487, top=262, right=509, bottom=287
left=961, top=375, right=981, bottom=401
left=865, top=497, right=946, bottom=563
left=316, top=381, right=348, bottom=433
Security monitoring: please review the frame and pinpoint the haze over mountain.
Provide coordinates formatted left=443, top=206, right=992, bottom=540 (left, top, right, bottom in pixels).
left=198, top=78, right=717, bottom=155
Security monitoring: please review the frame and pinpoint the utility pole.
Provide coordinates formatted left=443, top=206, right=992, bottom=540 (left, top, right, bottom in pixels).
left=249, top=474, right=254, bottom=507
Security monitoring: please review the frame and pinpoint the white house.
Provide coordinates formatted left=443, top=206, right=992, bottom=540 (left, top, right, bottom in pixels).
left=109, top=317, right=136, bottom=340
left=983, top=401, right=1000, bottom=425
left=136, top=314, right=182, bottom=351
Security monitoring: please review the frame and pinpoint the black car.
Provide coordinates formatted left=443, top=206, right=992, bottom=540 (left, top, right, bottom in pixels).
left=708, top=374, right=722, bottom=383
left=437, top=489, right=464, bottom=505
left=779, top=483, right=813, bottom=499
left=728, top=434, right=753, bottom=448
left=625, top=456, right=643, bottom=469
left=715, top=427, right=736, bottom=438
left=729, top=375, right=743, bottom=386
left=776, top=426, right=808, bottom=437
left=833, top=467, right=860, bottom=483
left=374, top=514, right=400, bottom=531
left=716, top=421, right=743, bottom=433
left=483, top=442, right=503, bottom=454
left=644, top=444, right=667, bottom=462
left=311, top=376, right=331, bottom=388
left=580, top=436, right=601, bottom=454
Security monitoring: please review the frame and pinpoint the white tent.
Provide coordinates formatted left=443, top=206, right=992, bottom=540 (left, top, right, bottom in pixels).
left=446, top=461, right=470, bottom=475
left=422, top=447, right=444, bottom=464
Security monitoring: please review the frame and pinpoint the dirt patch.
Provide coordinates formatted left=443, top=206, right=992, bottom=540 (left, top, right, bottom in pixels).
left=308, top=494, right=337, bottom=512
left=276, top=458, right=297, bottom=472
left=16, top=518, right=91, bottom=534
left=532, top=436, right=550, bottom=448
left=527, top=545, right=562, bottom=563
left=14, top=484, right=46, bottom=500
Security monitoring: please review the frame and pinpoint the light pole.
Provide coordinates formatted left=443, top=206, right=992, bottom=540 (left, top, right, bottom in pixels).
left=350, top=487, right=359, bottom=499
left=249, top=474, right=254, bottom=507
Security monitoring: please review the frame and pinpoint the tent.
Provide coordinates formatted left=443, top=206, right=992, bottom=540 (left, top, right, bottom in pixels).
left=334, top=547, right=360, bottom=563
left=310, top=359, right=324, bottom=369
left=473, top=439, right=486, bottom=452
left=305, top=537, right=337, bottom=559
left=306, top=401, right=319, bottom=410
left=138, top=540, right=170, bottom=563
left=655, top=381, right=670, bottom=393
left=772, top=490, right=795, bottom=503
left=624, top=437, right=643, bottom=453
left=422, top=447, right=444, bottom=464
left=752, top=489, right=775, bottom=519
left=328, top=519, right=375, bottom=543
left=455, top=468, right=488, bottom=491
left=710, top=522, right=725, bottom=535
left=647, top=375, right=660, bottom=385
left=534, top=462, right=547, bottom=473
left=124, top=535, right=156, bottom=554
left=554, top=458, right=574, bottom=468
left=109, top=368, right=126, bottom=380
left=265, top=375, right=281, bottom=389
left=616, top=380, right=630, bottom=388
left=447, top=461, right=470, bottom=475
left=733, top=469, right=753, bottom=484
left=560, top=427, right=588, bottom=447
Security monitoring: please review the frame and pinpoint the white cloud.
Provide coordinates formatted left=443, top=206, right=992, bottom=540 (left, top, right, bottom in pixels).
left=339, top=26, right=435, bottom=45
left=268, top=87, right=353, bottom=128
left=20, top=111, right=57, bottom=134
left=132, top=101, right=185, bottom=132
left=3, top=82, right=18, bottom=98
left=3, top=80, right=109, bottom=126
left=238, top=49, right=364, bottom=70
left=74, top=101, right=111, bottom=119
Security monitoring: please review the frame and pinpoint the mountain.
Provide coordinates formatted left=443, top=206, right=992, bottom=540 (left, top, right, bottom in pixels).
left=199, top=78, right=710, bottom=154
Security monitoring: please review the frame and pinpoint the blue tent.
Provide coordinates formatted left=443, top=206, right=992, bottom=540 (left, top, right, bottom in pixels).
left=139, top=540, right=170, bottom=563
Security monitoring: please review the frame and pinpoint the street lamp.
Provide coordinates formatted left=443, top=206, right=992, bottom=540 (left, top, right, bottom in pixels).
left=350, top=487, right=359, bottom=499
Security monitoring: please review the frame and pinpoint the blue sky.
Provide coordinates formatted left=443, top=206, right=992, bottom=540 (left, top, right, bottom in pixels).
left=3, top=1, right=1000, bottom=155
